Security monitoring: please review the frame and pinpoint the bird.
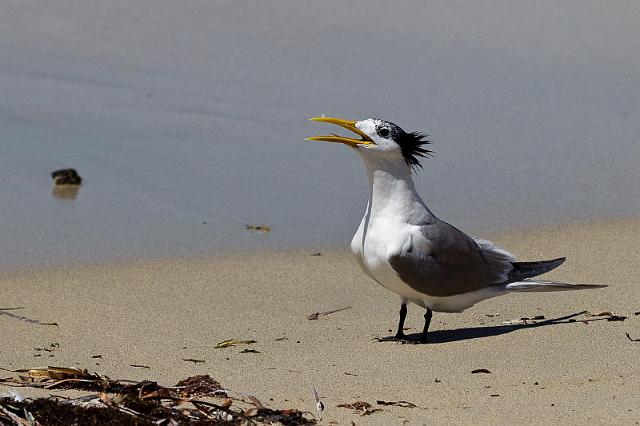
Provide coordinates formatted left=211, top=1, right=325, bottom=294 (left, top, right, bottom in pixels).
left=307, top=116, right=606, bottom=343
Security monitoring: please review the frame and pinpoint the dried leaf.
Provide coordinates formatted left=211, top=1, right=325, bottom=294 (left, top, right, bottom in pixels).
left=175, top=375, right=226, bottom=398
left=30, top=367, right=96, bottom=380
left=471, top=369, right=492, bottom=374
left=129, top=364, right=150, bottom=369
left=239, top=349, right=260, bottom=354
left=214, top=339, right=256, bottom=349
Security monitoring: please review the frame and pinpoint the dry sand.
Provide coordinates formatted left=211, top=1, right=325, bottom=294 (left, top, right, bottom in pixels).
left=1, top=218, right=639, bottom=424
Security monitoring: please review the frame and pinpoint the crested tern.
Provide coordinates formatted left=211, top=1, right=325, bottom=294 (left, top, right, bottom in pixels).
left=307, top=116, right=606, bottom=343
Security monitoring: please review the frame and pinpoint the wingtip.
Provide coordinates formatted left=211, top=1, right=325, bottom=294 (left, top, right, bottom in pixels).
left=506, top=281, right=608, bottom=292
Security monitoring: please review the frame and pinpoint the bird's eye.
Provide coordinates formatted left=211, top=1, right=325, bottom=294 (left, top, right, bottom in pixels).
left=377, top=127, right=390, bottom=138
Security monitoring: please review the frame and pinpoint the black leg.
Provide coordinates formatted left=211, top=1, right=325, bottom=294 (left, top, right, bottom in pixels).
left=420, top=309, right=433, bottom=342
left=395, top=303, right=408, bottom=338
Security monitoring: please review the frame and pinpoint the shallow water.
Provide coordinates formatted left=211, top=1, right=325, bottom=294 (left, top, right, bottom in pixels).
left=1, top=1, right=639, bottom=268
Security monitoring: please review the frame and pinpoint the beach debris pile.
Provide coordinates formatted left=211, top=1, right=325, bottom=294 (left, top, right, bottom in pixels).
left=0, top=367, right=315, bottom=425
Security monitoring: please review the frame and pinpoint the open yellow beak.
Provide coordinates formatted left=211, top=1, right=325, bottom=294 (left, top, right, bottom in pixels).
left=306, top=117, right=374, bottom=146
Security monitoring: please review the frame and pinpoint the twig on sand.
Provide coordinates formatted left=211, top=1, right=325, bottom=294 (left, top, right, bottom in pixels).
left=182, top=358, right=206, bottom=364
left=0, top=308, right=58, bottom=326
left=376, top=400, right=419, bottom=408
left=307, top=306, right=352, bottom=320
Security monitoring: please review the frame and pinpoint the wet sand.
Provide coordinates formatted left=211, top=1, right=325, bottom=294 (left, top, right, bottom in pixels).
left=2, top=1, right=640, bottom=268
left=1, top=218, right=639, bottom=424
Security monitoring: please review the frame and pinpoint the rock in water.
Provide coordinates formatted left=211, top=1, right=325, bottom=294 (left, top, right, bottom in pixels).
left=51, top=169, right=82, bottom=186
left=51, top=169, right=82, bottom=199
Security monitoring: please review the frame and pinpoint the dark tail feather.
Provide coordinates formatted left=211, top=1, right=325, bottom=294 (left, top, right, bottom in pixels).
left=507, top=257, right=566, bottom=283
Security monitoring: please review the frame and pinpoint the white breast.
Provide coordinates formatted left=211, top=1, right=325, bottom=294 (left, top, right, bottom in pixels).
left=351, top=213, right=429, bottom=304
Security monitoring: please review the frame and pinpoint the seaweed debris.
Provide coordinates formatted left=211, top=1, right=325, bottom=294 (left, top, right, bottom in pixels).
left=0, top=367, right=315, bottom=425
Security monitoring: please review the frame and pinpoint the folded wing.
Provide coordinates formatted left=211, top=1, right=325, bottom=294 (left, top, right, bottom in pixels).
left=387, top=220, right=516, bottom=297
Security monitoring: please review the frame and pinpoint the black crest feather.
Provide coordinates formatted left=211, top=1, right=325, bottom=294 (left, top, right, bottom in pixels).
left=370, top=118, right=433, bottom=172
left=396, top=130, right=432, bottom=172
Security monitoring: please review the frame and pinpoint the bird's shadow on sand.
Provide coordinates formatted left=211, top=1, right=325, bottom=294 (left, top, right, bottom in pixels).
left=379, top=310, right=609, bottom=344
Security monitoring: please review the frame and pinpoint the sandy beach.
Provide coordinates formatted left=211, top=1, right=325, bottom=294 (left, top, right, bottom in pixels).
left=1, top=218, right=639, bottom=424
left=1, top=1, right=639, bottom=423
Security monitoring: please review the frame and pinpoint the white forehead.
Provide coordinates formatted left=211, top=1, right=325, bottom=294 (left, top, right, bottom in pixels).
left=355, top=118, right=379, bottom=134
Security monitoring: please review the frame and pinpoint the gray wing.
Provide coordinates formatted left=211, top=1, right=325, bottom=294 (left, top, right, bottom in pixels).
left=387, top=219, right=514, bottom=297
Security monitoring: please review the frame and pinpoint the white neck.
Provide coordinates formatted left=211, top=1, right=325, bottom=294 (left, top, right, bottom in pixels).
left=357, top=152, right=434, bottom=225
